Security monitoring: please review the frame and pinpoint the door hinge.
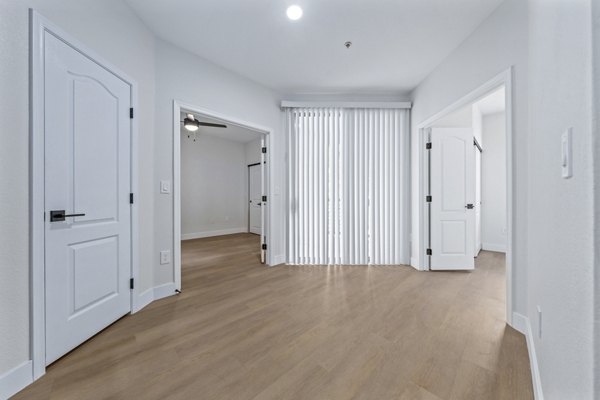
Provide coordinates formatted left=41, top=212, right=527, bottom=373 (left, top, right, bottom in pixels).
left=130, top=193, right=134, bottom=204
left=262, top=243, right=267, bottom=250
left=426, top=142, right=432, bottom=150
left=426, top=248, right=432, bottom=256
left=426, top=195, right=432, bottom=203
left=130, top=278, right=134, bottom=289
left=262, top=195, right=267, bottom=202
left=130, top=108, right=134, bottom=119
left=262, top=147, right=267, bottom=154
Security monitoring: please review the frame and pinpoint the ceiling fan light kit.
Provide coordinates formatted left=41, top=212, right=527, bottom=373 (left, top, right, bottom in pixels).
left=181, top=113, right=228, bottom=141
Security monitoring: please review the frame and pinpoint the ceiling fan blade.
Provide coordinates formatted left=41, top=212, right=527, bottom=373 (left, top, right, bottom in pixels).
left=198, top=122, right=227, bottom=128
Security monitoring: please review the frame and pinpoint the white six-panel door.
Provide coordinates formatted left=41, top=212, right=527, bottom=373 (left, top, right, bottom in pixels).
left=44, top=32, right=132, bottom=364
left=430, top=128, right=475, bottom=270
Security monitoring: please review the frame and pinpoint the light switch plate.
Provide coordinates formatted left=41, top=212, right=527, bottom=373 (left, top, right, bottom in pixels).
left=561, top=128, right=572, bottom=179
left=160, top=180, right=171, bottom=194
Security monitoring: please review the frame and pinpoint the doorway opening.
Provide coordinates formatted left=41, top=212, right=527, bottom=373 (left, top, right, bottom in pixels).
left=418, top=69, right=513, bottom=325
left=173, top=102, right=272, bottom=292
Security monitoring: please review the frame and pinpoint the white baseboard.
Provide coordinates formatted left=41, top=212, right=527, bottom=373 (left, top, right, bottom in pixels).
left=410, top=257, right=425, bottom=270
left=0, top=360, right=32, bottom=399
left=132, top=287, right=154, bottom=313
left=270, top=254, right=286, bottom=266
left=512, top=312, right=544, bottom=400
left=482, top=242, right=506, bottom=253
left=153, top=282, right=178, bottom=301
left=181, top=227, right=247, bottom=240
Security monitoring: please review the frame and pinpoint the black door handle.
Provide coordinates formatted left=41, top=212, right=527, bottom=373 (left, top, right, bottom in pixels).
left=465, top=204, right=474, bottom=209
left=50, top=210, right=86, bottom=222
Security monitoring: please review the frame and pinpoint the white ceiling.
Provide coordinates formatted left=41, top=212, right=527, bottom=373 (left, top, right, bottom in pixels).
left=126, top=0, right=504, bottom=94
left=180, top=112, right=263, bottom=143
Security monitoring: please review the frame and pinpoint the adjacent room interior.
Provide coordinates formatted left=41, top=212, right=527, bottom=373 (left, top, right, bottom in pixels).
left=179, top=109, right=267, bottom=288
left=1, top=1, right=596, bottom=399
left=423, top=84, right=509, bottom=319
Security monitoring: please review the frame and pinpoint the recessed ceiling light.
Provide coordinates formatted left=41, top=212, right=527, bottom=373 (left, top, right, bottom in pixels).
left=286, top=5, right=303, bottom=21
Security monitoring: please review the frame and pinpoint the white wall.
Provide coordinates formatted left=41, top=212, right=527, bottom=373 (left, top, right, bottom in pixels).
left=410, top=0, right=529, bottom=316
left=246, top=139, right=262, bottom=166
left=153, top=39, right=285, bottom=285
left=472, top=105, right=483, bottom=144
left=412, top=0, right=596, bottom=397
left=594, top=1, right=600, bottom=395
left=481, top=112, right=506, bottom=252
left=181, top=134, right=247, bottom=239
left=528, top=0, right=594, bottom=398
left=0, top=0, right=156, bottom=378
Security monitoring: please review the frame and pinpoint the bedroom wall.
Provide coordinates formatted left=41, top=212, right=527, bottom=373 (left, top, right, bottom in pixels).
left=181, top=134, right=247, bottom=239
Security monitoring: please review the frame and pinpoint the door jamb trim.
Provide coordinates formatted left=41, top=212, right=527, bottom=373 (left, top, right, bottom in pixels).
left=30, top=9, right=140, bottom=380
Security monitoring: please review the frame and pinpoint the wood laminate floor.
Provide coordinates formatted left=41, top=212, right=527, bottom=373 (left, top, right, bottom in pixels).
left=15, top=233, right=533, bottom=400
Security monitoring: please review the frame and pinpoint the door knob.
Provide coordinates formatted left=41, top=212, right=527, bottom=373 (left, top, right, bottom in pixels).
left=465, top=204, right=474, bottom=210
left=50, top=210, right=86, bottom=222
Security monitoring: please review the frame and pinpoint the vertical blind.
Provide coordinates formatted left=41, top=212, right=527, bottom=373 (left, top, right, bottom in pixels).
left=286, top=107, right=410, bottom=265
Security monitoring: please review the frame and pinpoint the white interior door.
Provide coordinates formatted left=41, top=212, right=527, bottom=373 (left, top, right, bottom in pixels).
left=475, top=145, right=482, bottom=256
left=248, top=164, right=262, bottom=235
left=260, top=137, right=266, bottom=264
left=44, top=32, right=132, bottom=364
left=429, top=128, right=475, bottom=270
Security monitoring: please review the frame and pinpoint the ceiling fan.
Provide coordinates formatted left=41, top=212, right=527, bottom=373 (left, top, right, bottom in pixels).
left=181, top=113, right=227, bottom=141
left=182, top=114, right=227, bottom=131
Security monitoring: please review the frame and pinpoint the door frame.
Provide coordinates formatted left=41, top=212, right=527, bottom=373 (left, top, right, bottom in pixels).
left=30, top=10, right=140, bottom=379
left=416, top=67, right=514, bottom=326
left=247, top=162, right=263, bottom=234
left=173, top=101, right=274, bottom=289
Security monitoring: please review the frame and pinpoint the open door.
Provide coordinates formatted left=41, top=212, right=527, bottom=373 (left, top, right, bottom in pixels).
left=248, top=165, right=262, bottom=235
left=429, top=128, right=475, bottom=270
left=474, top=141, right=482, bottom=256
left=260, top=137, right=266, bottom=264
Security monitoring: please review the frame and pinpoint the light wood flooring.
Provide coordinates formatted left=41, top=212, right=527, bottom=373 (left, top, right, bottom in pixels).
left=15, top=233, right=533, bottom=399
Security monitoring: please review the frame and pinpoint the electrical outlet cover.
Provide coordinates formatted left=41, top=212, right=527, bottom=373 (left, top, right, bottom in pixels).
left=160, top=250, right=171, bottom=265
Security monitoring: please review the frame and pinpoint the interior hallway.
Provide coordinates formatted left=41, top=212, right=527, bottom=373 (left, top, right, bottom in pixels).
left=14, top=234, right=532, bottom=399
